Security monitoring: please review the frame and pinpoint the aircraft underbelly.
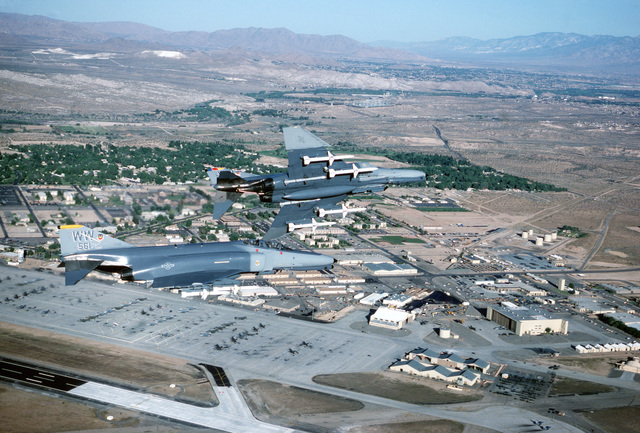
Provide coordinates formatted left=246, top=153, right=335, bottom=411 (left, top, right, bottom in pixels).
left=283, top=184, right=355, bottom=200
left=131, top=251, right=256, bottom=286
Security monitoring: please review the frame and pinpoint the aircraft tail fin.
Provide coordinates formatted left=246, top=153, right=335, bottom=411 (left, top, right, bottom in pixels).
left=283, top=126, right=330, bottom=151
left=207, top=167, right=252, bottom=185
left=59, top=225, right=133, bottom=256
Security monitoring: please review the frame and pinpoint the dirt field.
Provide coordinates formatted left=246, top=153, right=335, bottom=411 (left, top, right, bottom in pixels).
left=312, top=371, right=483, bottom=405
left=538, top=353, right=636, bottom=377
left=582, top=406, right=640, bottom=433
left=0, top=384, right=121, bottom=433
left=238, top=379, right=364, bottom=416
left=344, top=419, right=466, bottom=433
left=548, top=377, right=617, bottom=396
left=0, top=321, right=216, bottom=404
left=237, top=378, right=478, bottom=433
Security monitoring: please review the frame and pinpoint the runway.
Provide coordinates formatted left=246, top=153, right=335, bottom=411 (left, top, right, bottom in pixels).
left=0, top=356, right=293, bottom=433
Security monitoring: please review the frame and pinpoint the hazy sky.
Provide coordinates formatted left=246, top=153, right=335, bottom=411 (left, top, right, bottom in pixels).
left=0, top=0, right=638, bottom=42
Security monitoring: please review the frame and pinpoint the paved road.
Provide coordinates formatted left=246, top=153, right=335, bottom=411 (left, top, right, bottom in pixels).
left=579, top=210, right=616, bottom=271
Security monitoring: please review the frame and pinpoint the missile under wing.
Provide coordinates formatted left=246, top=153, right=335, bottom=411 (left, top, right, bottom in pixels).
left=58, top=225, right=333, bottom=288
left=209, top=127, right=426, bottom=240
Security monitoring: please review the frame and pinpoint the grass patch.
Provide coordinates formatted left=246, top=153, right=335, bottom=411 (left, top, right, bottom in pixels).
left=238, top=379, right=363, bottom=416
left=56, top=125, right=108, bottom=135
left=582, top=406, right=640, bottom=433
left=370, top=235, right=426, bottom=245
left=417, top=207, right=469, bottom=212
left=313, top=372, right=482, bottom=405
left=549, top=377, right=616, bottom=396
left=347, top=419, right=465, bottom=433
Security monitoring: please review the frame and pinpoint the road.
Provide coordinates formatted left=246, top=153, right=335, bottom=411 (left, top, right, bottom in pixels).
left=14, top=185, right=47, bottom=237
left=579, top=210, right=616, bottom=271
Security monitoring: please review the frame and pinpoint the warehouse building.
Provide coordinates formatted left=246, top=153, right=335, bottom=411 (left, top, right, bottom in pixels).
left=383, top=294, right=414, bottom=308
left=365, top=262, right=418, bottom=276
left=369, top=306, right=414, bottom=330
left=486, top=302, right=568, bottom=336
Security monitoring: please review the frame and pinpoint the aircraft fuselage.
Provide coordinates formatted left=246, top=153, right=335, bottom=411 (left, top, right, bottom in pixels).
left=215, top=167, right=425, bottom=203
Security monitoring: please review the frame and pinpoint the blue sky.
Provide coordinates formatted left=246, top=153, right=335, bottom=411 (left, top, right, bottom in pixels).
left=0, top=0, right=638, bottom=42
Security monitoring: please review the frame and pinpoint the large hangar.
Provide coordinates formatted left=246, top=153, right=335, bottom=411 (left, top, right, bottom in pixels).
left=487, top=303, right=568, bottom=336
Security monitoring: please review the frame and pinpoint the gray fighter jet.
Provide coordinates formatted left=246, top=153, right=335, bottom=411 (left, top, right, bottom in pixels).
left=208, top=127, right=426, bottom=240
left=59, top=224, right=334, bottom=288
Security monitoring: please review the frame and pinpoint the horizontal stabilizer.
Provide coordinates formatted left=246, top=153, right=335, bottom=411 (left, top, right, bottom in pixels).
left=212, top=192, right=241, bottom=220
left=64, top=259, right=103, bottom=285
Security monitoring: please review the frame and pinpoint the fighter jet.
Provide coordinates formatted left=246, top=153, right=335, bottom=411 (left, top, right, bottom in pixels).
left=58, top=225, right=334, bottom=288
left=208, top=127, right=426, bottom=240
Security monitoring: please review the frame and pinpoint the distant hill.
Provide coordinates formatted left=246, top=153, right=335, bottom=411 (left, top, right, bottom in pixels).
left=1, top=13, right=638, bottom=75
left=373, top=33, right=640, bottom=75
left=0, top=13, right=421, bottom=62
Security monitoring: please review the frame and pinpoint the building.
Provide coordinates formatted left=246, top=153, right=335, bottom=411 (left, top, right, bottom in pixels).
left=406, top=348, right=490, bottom=374
left=360, top=292, right=389, bottom=306
left=390, top=360, right=479, bottom=386
left=383, top=294, right=414, bottom=308
left=365, top=262, right=418, bottom=276
left=369, top=307, right=414, bottom=330
left=390, top=348, right=482, bottom=386
left=573, top=297, right=616, bottom=314
left=603, top=312, right=640, bottom=332
left=486, top=303, right=568, bottom=336
left=316, top=286, right=347, bottom=295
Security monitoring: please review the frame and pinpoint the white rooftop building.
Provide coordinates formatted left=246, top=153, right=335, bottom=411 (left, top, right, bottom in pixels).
left=369, top=306, right=414, bottom=330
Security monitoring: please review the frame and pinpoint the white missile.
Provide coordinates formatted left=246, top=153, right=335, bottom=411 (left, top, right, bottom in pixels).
left=302, top=151, right=353, bottom=166
left=287, top=218, right=336, bottom=233
left=316, top=204, right=367, bottom=219
left=326, top=163, right=377, bottom=179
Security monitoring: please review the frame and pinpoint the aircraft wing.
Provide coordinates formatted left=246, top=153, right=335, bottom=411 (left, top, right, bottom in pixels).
left=263, top=194, right=347, bottom=241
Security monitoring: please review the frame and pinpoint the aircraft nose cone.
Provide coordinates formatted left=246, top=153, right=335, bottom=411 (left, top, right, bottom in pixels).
left=293, top=251, right=335, bottom=269
left=273, top=250, right=334, bottom=270
left=385, top=168, right=426, bottom=184
left=408, top=169, right=427, bottom=182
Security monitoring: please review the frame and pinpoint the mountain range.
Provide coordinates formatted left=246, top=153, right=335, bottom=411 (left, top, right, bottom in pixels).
left=374, top=33, right=640, bottom=73
left=0, top=12, right=638, bottom=74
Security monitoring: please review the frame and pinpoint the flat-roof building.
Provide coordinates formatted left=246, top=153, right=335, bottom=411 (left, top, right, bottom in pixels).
left=369, top=306, right=414, bottom=330
left=360, top=292, right=389, bottom=306
left=365, top=262, right=418, bottom=276
left=383, top=294, right=414, bottom=308
left=487, top=304, right=568, bottom=336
